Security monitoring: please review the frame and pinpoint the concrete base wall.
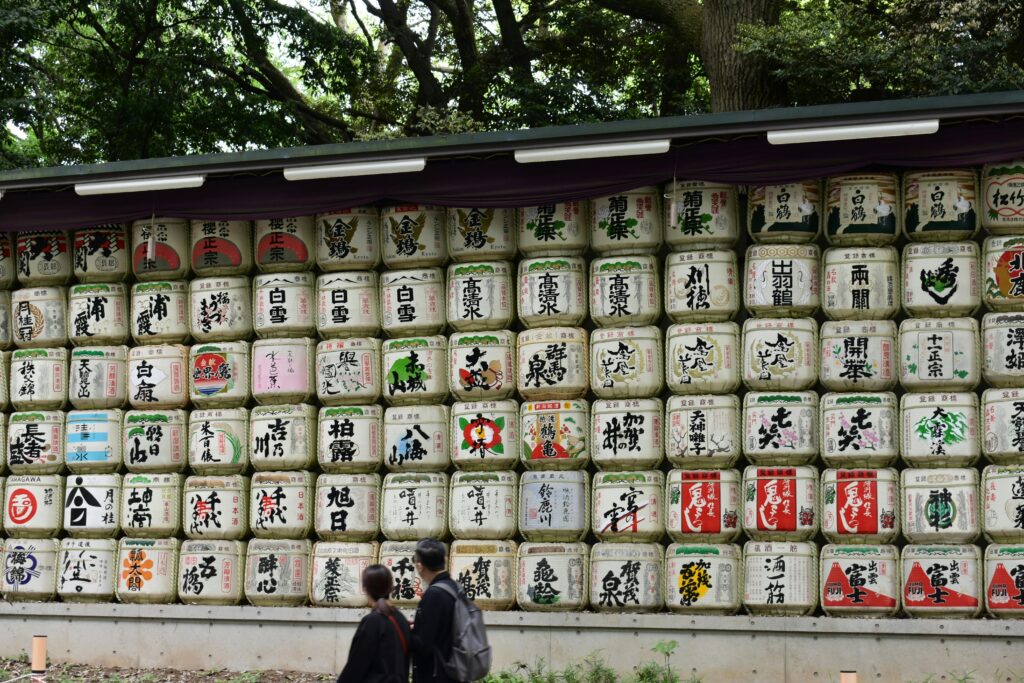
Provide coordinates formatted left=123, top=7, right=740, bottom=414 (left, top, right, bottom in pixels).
left=0, top=603, right=1020, bottom=681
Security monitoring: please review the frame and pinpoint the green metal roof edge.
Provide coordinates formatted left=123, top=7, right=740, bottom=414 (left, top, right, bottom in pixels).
left=4, top=89, right=1024, bottom=189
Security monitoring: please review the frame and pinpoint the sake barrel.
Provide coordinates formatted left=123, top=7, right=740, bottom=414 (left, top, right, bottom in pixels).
left=315, top=338, right=382, bottom=406
left=130, top=281, right=190, bottom=344
left=189, top=408, right=248, bottom=475
left=115, top=537, right=179, bottom=603
left=189, top=277, right=252, bottom=342
left=664, top=250, right=740, bottom=323
left=748, top=180, right=822, bottom=243
left=665, top=394, right=741, bottom=469
left=982, top=161, right=1024, bottom=234
left=447, top=262, right=513, bottom=332
left=450, top=400, right=519, bottom=471
left=589, top=187, right=662, bottom=255
left=380, top=472, right=448, bottom=541
left=0, top=291, right=10, bottom=351
left=190, top=219, right=252, bottom=276
left=65, top=409, right=122, bottom=473
left=178, top=539, right=246, bottom=605
left=519, top=470, right=588, bottom=542
left=0, top=234, right=12, bottom=290
left=664, top=181, right=739, bottom=250
left=16, top=231, right=71, bottom=285
left=985, top=544, right=1024, bottom=618
left=898, top=318, right=980, bottom=392
left=10, top=348, right=66, bottom=410
left=591, top=398, right=663, bottom=470
left=1, top=538, right=58, bottom=601
left=183, top=474, right=249, bottom=540
left=57, top=537, right=116, bottom=602
left=251, top=338, right=315, bottom=405
left=131, top=218, right=189, bottom=281
left=743, top=540, right=818, bottom=616
left=121, top=473, right=182, bottom=537
left=517, top=541, right=588, bottom=611
left=820, top=544, right=900, bottom=617
left=0, top=414, right=6, bottom=469
left=73, top=224, right=129, bottom=282
left=68, top=283, right=128, bottom=345
left=901, top=392, right=979, bottom=467
left=820, top=393, right=899, bottom=468
left=983, top=313, right=1024, bottom=387
left=381, top=204, right=446, bottom=268
left=244, top=538, right=311, bottom=606
left=449, top=330, right=516, bottom=401
left=249, top=403, right=316, bottom=471
left=380, top=268, right=445, bottom=337
left=4, top=475, right=62, bottom=538
left=822, top=246, right=900, bottom=320
left=68, top=346, right=128, bottom=410
left=983, top=236, right=1024, bottom=311
left=904, top=169, right=979, bottom=241
left=903, top=242, right=980, bottom=317
left=665, top=469, right=741, bottom=543
left=741, top=318, right=818, bottom=391
left=590, top=326, right=662, bottom=399
left=518, top=202, right=588, bottom=256
left=310, top=541, right=378, bottom=607
left=316, top=272, right=380, bottom=338
left=318, top=405, right=383, bottom=473
left=382, top=336, right=448, bottom=406
left=447, top=207, right=517, bottom=262
left=743, top=392, right=818, bottom=466
left=590, top=256, right=660, bottom=327
left=449, top=471, right=517, bottom=541
left=253, top=272, right=315, bottom=338
left=821, top=468, right=900, bottom=544
left=665, top=543, right=742, bottom=614
left=240, top=472, right=312, bottom=537
left=8, top=411, right=64, bottom=474
left=518, top=327, right=589, bottom=400
left=520, top=400, right=590, bottom=471
left=450, top=540, right=517, bottom=610
left=12, top=286, right=67, bottom=348
left=902, top=544, right=982, bottom=618
left=384, top=404, right=449, bottom=472
left=825, top=173, right=900, bottom=245
left=128, top=345, right=187, bottom=409
left=819, top=321, right=897, bottom=392
left=982, top=465, right=1024, bottom=543
left=123, top=409, right=187, bottom=473
left=189, top=342, right=250, bottom=409
left=983, top=388, right=1024, bottom=464
left=254, top=216, right=316, bottom=273
left=517, top=257, right=588, bottom=328
left=744, top=244, right=820, bottom=318
left=316, top=208, right=381, bottom=271
left=592, top=470, right=664, bottom=543
left=666, top=323, right=741, bottom=395
left=380, top=540, right=438, bottom=607
left=315, top=473, right=380, bottom=542
left=589, top=542, right=662, bottom=612
left=902, top=468, right=980, bottom=543
left=742, top=466, right=819, bottom=542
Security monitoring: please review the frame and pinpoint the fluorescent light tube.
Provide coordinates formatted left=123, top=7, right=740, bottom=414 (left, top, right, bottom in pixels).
left=75, top=175, right=206, bottom=196
left=767, top=119, right=939, bottom=145
left=514, top=139, right=670, bottom=163
left=283, top=158, right=426, bottom=181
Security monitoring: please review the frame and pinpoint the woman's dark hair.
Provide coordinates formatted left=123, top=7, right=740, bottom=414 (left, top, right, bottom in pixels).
left=362, top=564, right=394, bottom=615
left=413, top=538, right=446, bottom=572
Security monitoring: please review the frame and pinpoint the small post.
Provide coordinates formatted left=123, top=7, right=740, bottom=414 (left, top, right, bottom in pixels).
left=839, top=672, right=857, bottom=683
left=30, top=635, right=46, bottom=683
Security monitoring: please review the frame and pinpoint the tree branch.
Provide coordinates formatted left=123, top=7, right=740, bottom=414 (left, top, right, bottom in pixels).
left=492, top=0, right=533, bottom=76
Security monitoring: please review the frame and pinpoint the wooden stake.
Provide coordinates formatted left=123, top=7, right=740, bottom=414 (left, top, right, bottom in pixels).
left=839, top=672, right=858, bottom=683
left=30, top=635, right=46, bottom=682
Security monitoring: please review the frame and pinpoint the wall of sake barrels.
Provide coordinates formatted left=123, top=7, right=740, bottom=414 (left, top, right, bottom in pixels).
left=3, top=165, right=1024, bottom=629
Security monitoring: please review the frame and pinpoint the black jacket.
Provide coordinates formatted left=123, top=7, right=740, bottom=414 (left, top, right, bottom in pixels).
left=411, top=572, right=459, bottom=683
left=337, top=607, right=411, bottom=683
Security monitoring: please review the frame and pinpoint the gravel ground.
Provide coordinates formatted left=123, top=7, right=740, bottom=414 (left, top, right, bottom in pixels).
left=0, top=658, right=335, bottom=682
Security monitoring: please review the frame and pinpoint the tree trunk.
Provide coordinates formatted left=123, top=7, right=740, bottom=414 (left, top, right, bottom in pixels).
left=700, top=0, right=783, bottom=112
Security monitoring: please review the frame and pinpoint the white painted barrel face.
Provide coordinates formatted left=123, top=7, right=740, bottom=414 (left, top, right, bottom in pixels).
left=819, top=320, right=897, bottom=392
left=824, top=173, right=900, bottom=246
left=11, top=348, right=67, bottom=410
left=1, top=538, right=58, bottom=601
left=589, top=326, right=662, bottom=399
left=188, top=277, right=252, bottom=342
left=183, top=475, right=249, bottom=540
left=900, top=392, right=980, bottom=467
left=68, top=346, right=128, bottom=410
left=664, top=543, right=742, bottom=614
left=744, top=244, right=820, bottom=318
left=589, top=542, right=663, bottom=613
left=310, top=541, right=378, bottom=607
left=518, top=470, right=588, bottom=543
left=449, top=330, right=516, bottom=401
left=446, top=262, right=513, bottom=332
left=748, top=180, right=822, bottom=244
left=68, top=283, right=128, bottom=345
left=57, top=537, right=116, bottom=602
left=17, top=231, right=72, bottom=286
left=982, top=162, right=1024, bottom=234
left=741, top=317, right=818, bottom=391
left=380, top=268, right=445, bottom=337
left=742, top=392, right=818, bottom=466
left=902, top=242, right=981, bottom=317
left=253, top=272, right=316, bottom=339
left=743, top=540, right=818, bottom=616
left=820, top=392, right=899, bottom=468
left=898, top=318, right=980, bottom=392
left=318, top=405, right=383, bottom=473
left=984, top=544, right=1024, bottom=618
left=822, top=246, right=900, bottom=321
left=589, top=256, right=660, bottom=328
left=316, top=272, right=380, bottom=338
left=982, top=388, right=1024, bottom=464
left=0, top=291, right=11, bottom=351
left=244, top=538, right=311, bottom=607
left=316, top=208, right=381, bottom=272
left=254, top=215, right=316, bottom=273
left=0, top=234, right=13, bottom=290
left=447, top=207, right=517, bottom=262
left=664, top=181, right=740, bottom=250
left=741, top=466, right=819, bottom=542
left=178, top=539, right=246, bottom=605
left=449, top=540, right=517, bottom=610
left=449, top=471, right=517, bottom=541
left=592, top=470, right=664, bottom=543
left=982, top=313, right=1024, bottom=387
left=62, top=473, right=120, bottom=539
left=902, top=544, right=982, bottom=618
left=13, top=286, right=67, bottom=349
left=520, top=400, right=590, bottom=471
left=517, top=327, right=589, bottom=400
left=314, top=338, right=382, bottom=406
left=381, top=205, right=447, bottom=268
left=249, top=470, right=313, bottom=539
left=902, top=468, right=980, bottom=544
left=121, top=473, right=182, bottom=538
left=516, top=541, right=588, bottom=612
left=591, top=398, right=663, bottom=471
left=189, top=408, right=249, bottom=475
left=589, top=187, right=662, bottom=256
left=665, top=250, right=740, bottom=324
left=381, top=336, right=448, bottom=406
left=190, top=220, right=252, bottom=277
left=665, top=469, right=741, bottom=544
left=517, top=257, right=587, bottom=328
left=249, top=403, right=317, bottom=471
left=666, top=322, right=740, bottom=395
left=130, top=281, right=189, bottom=344
left=123, top=409, right=187, bottom=473
left=982, top=236, right=1024, bottom=310
left=314, top=473, right=380, bottom=542
left=450, top=400, right=518, bottom=471
left=115, top=537, right=179, bottom=604
left=380, top=540, right=438, bottom=607
left=74, top=225, right=129, bottom=282
left=131, top=218, right=189, bottom=282
left=189, top=341, right=250, bottom=409
left=128, top=344, right=188, bottom=409
left=903, top=169, right=978, bottom=241
left=250, top=337, right=316, bottom=405
left=665, top=395, right=741, bottom=469
left=819, top=544, right=900, bottom=617
left=518, top=202, right=588, bottom=257
left=8, top=411, right=64, bottom=474
left=380, top=472, right=448, bottom=541
left=820, top=468, right=900, bottom=545
left=384, top=404, right=449, bottom=473
left=981, top=465, right=1024, bottom=543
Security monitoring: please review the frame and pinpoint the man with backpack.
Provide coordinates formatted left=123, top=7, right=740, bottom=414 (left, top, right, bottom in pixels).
left=411, top=538, right=491, bottom=683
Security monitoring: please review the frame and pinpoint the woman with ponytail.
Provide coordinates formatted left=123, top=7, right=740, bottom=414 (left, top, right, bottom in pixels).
left=336, top=564, right=412, bottom=683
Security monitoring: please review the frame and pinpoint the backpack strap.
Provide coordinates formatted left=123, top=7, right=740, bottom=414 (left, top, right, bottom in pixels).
left=432, top=581, right=460, bottom=601
left=385, top=612, right=408, bottom=657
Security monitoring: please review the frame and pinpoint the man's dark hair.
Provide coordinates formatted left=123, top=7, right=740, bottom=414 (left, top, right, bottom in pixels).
left=414, top=538, right=446, bottom=571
